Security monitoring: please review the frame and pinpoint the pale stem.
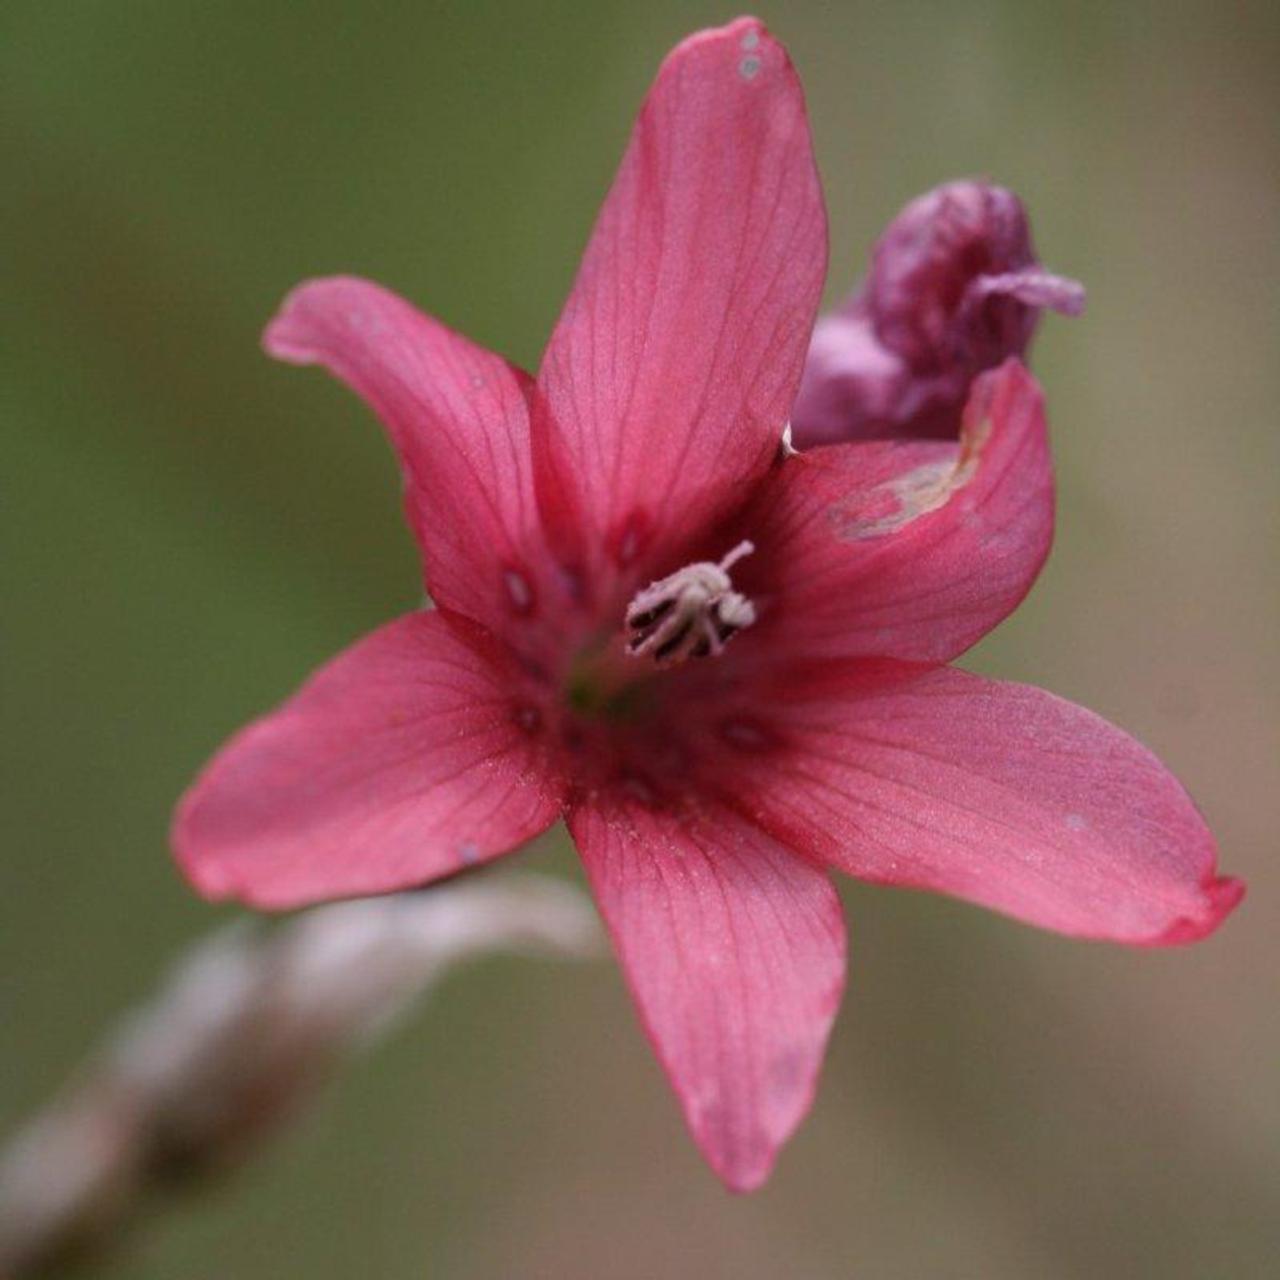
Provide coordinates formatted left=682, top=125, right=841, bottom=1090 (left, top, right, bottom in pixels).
left=0, top=873, right=602, bottom=1278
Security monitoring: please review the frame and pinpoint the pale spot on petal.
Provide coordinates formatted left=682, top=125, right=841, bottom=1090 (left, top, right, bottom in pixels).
left=831, top=413, right=994, bottom=541
left=503, top=568, right=535, bottom=615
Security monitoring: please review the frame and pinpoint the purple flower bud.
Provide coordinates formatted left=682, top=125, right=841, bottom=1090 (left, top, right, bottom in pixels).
left=792, top=180, right=1084, bottom=445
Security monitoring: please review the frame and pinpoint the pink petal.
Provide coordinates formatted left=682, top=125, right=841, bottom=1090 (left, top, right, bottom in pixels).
left=536, top=18, right=827, bottom=581
left=715, top=662, right=1242, bottom=944
left=264, top=277, right=551, bottom=636
left=569, top=791, right=846, bottom=1192
left=739, top=358, right=1053, bottom=665
left=173, top=612, right=563, bottom=910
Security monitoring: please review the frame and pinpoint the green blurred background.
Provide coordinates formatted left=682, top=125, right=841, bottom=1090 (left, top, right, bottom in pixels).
left=3, top=1, right=1277, bottom=1276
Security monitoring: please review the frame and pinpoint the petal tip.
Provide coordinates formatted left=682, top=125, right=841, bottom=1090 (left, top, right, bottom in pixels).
left=1148, top=874, right=1246, bottom=947
left=659, top=15, right=790, bottom=88
left=260, top=274, right=374, bottom=365
left=170, top=783, right=269, bottom=908
left=697, top=1117, right=785, bottom=1195
left=717, top=1155, right=777, bottom=1195
left=262, top=287, right=319, bottom=365
left=170, top=808, right=235, bottom=905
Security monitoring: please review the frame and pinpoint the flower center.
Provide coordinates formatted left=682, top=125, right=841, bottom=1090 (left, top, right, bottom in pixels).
left=625, top=541, right=757, bottom=666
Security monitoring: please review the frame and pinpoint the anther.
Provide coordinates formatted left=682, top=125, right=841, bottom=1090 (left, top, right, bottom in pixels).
left=625, top=541, right=757, bottom=667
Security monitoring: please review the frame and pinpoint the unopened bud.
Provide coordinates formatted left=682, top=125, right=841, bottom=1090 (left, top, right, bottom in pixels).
left=793, top=180, right=1084, bottom=444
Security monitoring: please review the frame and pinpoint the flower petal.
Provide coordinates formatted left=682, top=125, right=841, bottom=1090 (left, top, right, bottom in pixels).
left=569, top=791, right=845, bottom=1192
left=738, top=357, right=1052, bottom=665
left=173, top=612, right=563, bottom=910
left=536, top=18, right=827, bottom=580
left=264, top=277, right=551, bottom=636
left=713, top=661, right=1243, bottom=944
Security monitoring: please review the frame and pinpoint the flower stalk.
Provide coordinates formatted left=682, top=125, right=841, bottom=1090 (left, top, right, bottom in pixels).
left=0, top=874, right=601, bottom=1278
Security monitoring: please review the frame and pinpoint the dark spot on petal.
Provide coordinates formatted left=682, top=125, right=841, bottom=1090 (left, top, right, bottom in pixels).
left=666, top=749, right=693, bottom=780
left=620, top=772, right=658, bottom=808
left=556, top=560, right=590, bottom=607
left=458, top=842, right=481, bottom=866
left=720, top=717, right=777, bottom=752
left=515, top=652, right=551, bottom=683
left=514, top=704, right=542, bottom=733
left=608, top=509, right=652, bottom=569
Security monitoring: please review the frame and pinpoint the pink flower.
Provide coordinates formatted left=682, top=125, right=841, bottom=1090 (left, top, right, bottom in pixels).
left=793, top=179, right=1086, bottom=445
left=173, top=19, right=1242, bottom=1191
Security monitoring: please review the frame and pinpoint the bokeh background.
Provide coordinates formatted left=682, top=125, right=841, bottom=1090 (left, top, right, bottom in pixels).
left=3, top=1, right=1277, bottom=1276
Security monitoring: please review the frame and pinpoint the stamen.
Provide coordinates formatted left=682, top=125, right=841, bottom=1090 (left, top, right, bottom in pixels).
left=627, top=597, right=674, bottom=631
left=625, top=541, right=757, bottom=667
left=718, top=541, right=755, bottom=573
